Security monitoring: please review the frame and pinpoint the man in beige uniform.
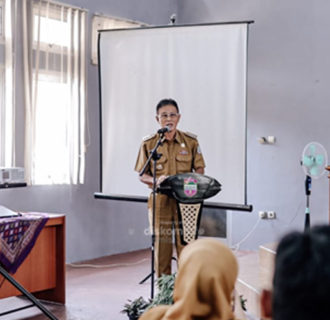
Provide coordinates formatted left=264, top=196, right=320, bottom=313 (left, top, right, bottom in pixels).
left=135, top=98, right=205, bottom=276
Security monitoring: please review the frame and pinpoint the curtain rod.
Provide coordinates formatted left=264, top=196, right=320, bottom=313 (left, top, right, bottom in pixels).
left=94, top=12, right=147, bottom=26
left=39, top=0, right=88, bottom=13
left=99, top=20, right=254, bottom=33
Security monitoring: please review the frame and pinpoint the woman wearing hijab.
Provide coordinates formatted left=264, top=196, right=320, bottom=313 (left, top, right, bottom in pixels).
left=140, top=238, right=245, bottom=320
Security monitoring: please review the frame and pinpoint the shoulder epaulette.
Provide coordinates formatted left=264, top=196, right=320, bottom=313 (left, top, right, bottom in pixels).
left=143, top=133, right=156, bottom=142
left=184, top=131, right=197, bottom=139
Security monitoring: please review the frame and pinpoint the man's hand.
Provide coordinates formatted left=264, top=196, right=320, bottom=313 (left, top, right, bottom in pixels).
left=195, top=167, right=205, bottom=175
left=139, top=173, right=168, bottom=188
left=157, top=175, right=168, bottom=186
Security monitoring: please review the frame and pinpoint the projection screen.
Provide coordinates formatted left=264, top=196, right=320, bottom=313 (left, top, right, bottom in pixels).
left=98, top=22, right=251, bottom=207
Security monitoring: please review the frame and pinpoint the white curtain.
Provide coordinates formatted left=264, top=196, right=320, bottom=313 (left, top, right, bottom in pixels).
left=0, top=0, right=16, bottom=167
left=23, top=0, right=87, bottom=185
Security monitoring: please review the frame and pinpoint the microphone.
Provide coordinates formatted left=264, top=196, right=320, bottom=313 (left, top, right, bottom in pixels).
left=157, top=126, right=170, bottom=134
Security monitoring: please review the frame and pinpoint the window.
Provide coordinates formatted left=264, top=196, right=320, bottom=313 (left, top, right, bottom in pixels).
left=0, top=0, right=14, bottom=167
left=23, top=0, right=87, bottom=185
left=0, top=2, right=4, bottom=159
left=91, top=14, right=147, bottom=65
left=0, top=2, right=3, bottom=39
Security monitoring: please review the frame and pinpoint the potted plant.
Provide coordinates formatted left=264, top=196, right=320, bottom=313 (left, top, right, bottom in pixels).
left=146, top=273, right=175, bottom=309
left=121, top=296, right=150, bottom=320
left=121, top=273, right=176, bottom=320
left=122, top=275, right=248, bottom=319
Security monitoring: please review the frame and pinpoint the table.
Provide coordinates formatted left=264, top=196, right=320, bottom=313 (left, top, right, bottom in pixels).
left=0, top=213, right=65, bottom=303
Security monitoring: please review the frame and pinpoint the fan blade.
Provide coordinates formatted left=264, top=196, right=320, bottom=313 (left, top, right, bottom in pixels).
left=309, top=144, right=316, bottom=155
left=310, top=166, right=320, bottom=177
left=303, top=155, right=314, bottom=167
left=316, top=154, right=324, bottom=166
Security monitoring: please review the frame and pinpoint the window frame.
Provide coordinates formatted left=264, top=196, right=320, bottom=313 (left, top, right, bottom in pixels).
left=0, top=0, right=4, bottom=43
left=91, top=14, right=147, bottom=65
left=24, top=0, right=87, bottom=185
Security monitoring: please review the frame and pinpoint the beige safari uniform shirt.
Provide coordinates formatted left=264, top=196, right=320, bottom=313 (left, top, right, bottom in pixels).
left=135, top=129, right=206, bottom=276
left=135, top=129, right=205, bottom=179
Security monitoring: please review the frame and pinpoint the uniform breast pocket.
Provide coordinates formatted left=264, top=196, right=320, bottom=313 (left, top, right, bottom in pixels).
left=151, top=156, right=167, bottom=176
left=176, top=154, right=192, bottom=173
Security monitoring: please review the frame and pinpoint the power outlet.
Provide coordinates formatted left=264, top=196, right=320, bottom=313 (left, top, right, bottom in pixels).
left=259, top=211, right=276, bottom=219
left=267, top=211, right=276, bottom=219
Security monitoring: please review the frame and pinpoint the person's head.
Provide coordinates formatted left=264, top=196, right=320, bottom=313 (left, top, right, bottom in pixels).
left=261, top=225, right=330, bottom=320
left=155, top=98, right=181, bottom=132
left=165, top=238, right=238, bottom=320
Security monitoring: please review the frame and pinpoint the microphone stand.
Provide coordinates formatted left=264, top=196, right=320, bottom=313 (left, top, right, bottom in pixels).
left=304, top=175, right=312, bottom=231
left=139, top=133, right=164, bottom=299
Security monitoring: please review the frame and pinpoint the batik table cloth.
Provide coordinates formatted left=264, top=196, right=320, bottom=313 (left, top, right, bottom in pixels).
left=0, top=212, right=49, bottom=274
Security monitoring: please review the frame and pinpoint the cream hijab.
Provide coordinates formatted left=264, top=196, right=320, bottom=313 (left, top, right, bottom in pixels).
left=140, top=238, right=241, bottom=320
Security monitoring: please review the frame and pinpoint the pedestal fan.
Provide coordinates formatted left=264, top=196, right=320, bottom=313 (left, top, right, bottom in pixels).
left=301, top=142, right=328, bottom=231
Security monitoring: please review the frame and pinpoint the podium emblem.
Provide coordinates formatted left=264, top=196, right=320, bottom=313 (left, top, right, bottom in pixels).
left=184, top=177, right=198, bottom=197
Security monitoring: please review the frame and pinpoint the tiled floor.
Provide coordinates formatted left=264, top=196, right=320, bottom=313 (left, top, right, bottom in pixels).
left=0, top=248, right=258, bottom=320
left=0, top=249, right=155, bottom=320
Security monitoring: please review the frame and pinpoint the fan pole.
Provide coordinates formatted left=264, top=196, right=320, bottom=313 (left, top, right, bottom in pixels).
left=304, top=198, right=310, bottom=231
left=304, top=175, right=311, bottom=231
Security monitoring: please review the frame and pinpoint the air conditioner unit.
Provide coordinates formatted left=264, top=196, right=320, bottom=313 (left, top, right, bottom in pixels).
left=0, top=167, right=25, bottom=184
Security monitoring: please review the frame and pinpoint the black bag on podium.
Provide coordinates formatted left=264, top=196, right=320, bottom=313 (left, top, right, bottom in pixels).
left=159, top=173, right=221, bottom=245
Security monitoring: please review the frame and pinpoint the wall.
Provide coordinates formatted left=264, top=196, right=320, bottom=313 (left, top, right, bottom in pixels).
left=177, top=0, right=330, bottom=248
left=0, top=0, right=178, bottom=263
left=2, top=0, right=329, bottom=263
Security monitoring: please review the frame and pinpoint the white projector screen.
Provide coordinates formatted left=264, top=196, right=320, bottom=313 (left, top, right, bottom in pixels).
left=98, top=22, right=250, bottom=207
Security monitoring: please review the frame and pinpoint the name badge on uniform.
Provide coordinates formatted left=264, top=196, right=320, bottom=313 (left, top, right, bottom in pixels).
left=179, top=149, right=189, bottom=155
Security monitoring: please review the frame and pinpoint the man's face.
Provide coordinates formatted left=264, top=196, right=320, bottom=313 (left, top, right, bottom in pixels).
left=156, top=104, right=181, bottom=132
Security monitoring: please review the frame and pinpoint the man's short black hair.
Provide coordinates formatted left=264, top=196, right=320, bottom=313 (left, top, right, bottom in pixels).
left=273, top=225, right=330, bottom=320
left=156, top=98, right=179, bottom=114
